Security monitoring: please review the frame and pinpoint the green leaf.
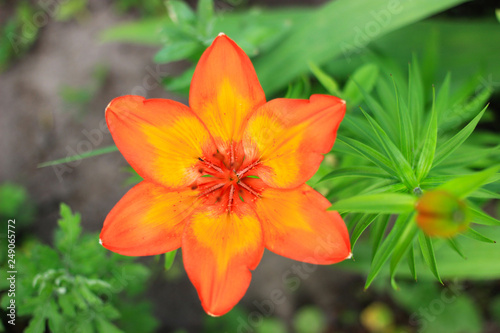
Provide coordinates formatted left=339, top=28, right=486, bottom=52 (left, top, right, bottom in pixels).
left=365, top=214, right=407, bottom=289
left=441, top=86, right=492, bottom=132
left=197, top=0, right=214, bottom=34
left=308, top=61, right=341, bottom=96
left=469, top=205, right=500, bottom=226
left=253, top=0, right=469, bottom=95
left=460, top=228, right=496, bottom=244
left=342, top=63, right=379, bottom=106
left=318, top=167, right=394, bottom=183
left=391, top=75, right=414, bottom=165
left=58, top=294, right=76, bottom=317
left=433, top=105, right=488, bottom=167
left=370, top=215, right=389, bottom=259
left=100, top=19, right=168, bottom=45
left=418, top=231, right=443, bottom=284
left=154, top=41, right=200, bottom=63
left=437, top=165, right=500, bottom=199
left=407, top=55, right=425, bottom=140
left=434, top=72, right=451, bottom=122
left=330, top=193, right=416, bottom=214
left=167, top=0, right=195, bottom=24
left=390, top=214, right=418, bottom=289
left=164, top=250, right=177, bottom=270
left=47, top=299, right=64, bottom=333
left=37, top=145, right=119, bottom=168
left=24, top=310, right=47, bottom=333
left=359, top=109, right=418, bottom=189
left=56, top=203, right=82, bottom=252
left=407, top=244, right=417, bottom=281
left=351, top=214, right=379, bottom=249
left=447, top=237, right=466, bottom=260
left=95, top=316, right=125, bottom=333
left=54, top=0, right=88, bottom=22
left=415, top=86, right=437, bottom=181
left=335, top=137, right=395, bottom=176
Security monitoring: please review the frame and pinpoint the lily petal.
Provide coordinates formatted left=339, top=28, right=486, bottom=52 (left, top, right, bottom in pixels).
left=243, top=94, right=345, bottom=189
left=100, top=181, right=199, bottom=256
left=255, top=184, right=351, bottom=264
left=189, top=34, right=266, bottom=152
left=106, top=95, right=215, bottom=189
left=182, top=206, right=264, bottom=316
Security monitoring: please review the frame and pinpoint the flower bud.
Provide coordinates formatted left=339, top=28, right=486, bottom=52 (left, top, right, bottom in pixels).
left=415, top=190, right=470, bottom=237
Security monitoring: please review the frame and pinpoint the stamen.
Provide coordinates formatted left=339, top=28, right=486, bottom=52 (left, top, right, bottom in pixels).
left=198, top=157, right=224, bottom=174
left=198, top=183, right=224, bottom=197
left=239, top=181, right=261, bottom=198
left=236, top=160, right=261, bottom=178
left=228, top=185, right=235, bottom=213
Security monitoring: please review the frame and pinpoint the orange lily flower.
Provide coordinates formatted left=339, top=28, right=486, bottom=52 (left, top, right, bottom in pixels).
left=100, top=33, right=351, bottom=316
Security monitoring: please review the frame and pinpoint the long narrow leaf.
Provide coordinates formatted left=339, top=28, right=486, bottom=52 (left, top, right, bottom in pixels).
left=437, top=165, right=500, bottom=199
left=365, top=214, right=406, bottom=289
left=415, top=85, right=438, bottom=181
left=360, top=109, right=418, bottom=189
left=418, top=231, right=443, bottom=284
left=351, top=214, right=379, bottom=249
left=390, top=214, right=417, bottom=289
left=433, top=105, right=488, bottom=167
left=330, top=193, right=416, bottom=214
left=460, top=228, right=496, bottom=244
left=37, top=145, right=119, bottom=168
left=318, top=167, right=394, bottom=183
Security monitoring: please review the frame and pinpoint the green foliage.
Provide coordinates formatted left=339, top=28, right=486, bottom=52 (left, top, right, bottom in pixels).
left=318, top=55, right=499, bottom=288
left=54, top=0, right=89, bottom=22
left=0, top=182, right=35, bottom=225
left=0, top=204, right=158, bottom=333
left=0, top=1, right=39, bottom=72
left=101, top=0, right=467, bottom=96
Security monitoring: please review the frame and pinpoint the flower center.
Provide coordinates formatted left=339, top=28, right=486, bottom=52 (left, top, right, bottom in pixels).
left=195, top=144, right=261, bottom=213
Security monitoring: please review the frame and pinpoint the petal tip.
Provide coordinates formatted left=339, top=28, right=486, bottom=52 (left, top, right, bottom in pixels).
left=218, top=32, right=226, bottom=37
left=346, top=252, right=353, bottom=260
left=206, top=310, right=221, bottom=317
left=99, top=238, right=103, bottom=246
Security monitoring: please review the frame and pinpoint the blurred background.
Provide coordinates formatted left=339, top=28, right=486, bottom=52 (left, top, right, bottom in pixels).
left=1, top=0, right=500, bottom=332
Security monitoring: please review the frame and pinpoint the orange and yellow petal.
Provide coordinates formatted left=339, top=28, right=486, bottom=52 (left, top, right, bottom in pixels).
left=243, top=94, right=345, bottom=189
left=255, top=185, right=351, bottom=264
left=100, top=181, right=199, bottom=256
left=189, top=34, right=266, bottom=152
left=106, top=95, right=215, bottom=189
left=182, top=206, right=264, bottom=316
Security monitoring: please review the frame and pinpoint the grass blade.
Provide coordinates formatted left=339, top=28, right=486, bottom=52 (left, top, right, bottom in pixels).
left=37, top=145, right=119, bottom=168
